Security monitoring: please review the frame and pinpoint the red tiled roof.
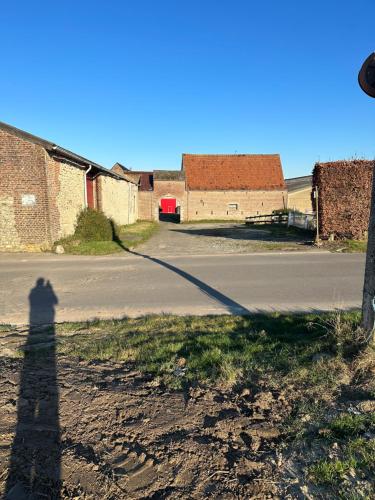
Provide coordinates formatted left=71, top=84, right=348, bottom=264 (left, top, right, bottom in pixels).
left=182, top=154, right=286, bottom=191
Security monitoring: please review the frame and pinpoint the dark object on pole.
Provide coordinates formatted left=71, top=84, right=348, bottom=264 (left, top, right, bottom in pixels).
left=359, top=52, right=375, bottom=339
left=358, top=52, right=375, bottom=98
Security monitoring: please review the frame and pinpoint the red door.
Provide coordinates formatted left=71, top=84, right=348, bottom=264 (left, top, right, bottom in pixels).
left=86, top=177, right=95, bottom=209
left=160, top=198, right=176, bottom=214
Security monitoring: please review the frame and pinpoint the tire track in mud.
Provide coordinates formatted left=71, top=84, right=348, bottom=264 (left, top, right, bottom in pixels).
left=0, top=357, right=289, bottom=499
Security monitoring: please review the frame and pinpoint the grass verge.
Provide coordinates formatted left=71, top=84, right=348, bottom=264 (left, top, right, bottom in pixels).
left=324, top=239, right=367, bottom=253
left=54, top=311, right=366, bottom=389
left=55, top=221, right=159, bottom=255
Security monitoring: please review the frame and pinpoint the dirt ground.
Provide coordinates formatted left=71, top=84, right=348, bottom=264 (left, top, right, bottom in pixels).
left=137, top=222, right=315, bottom=256
left=1, top=355, right=290, bottom=499
left=1, top=330, right=374, bottom=499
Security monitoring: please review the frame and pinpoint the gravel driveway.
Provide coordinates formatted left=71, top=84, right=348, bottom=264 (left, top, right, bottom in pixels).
left=137, top=222, right=316, bottom=256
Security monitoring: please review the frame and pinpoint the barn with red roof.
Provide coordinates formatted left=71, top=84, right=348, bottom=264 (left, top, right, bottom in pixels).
left=122, top=153, right=287, bottom=222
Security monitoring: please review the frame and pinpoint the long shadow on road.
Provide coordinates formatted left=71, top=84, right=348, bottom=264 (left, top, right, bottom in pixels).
left=5, top=278, right=61, bottom=499
left=129, top=250, right=250, bottom=315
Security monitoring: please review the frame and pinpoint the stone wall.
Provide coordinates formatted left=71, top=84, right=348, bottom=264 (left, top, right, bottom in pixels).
left=98, top=175, right=138, bottom=226
left=0, top=129, right=50, bottom=250
left=186, top=190, right=286, bottom=220
left=52, top=158, right=86, bottom=239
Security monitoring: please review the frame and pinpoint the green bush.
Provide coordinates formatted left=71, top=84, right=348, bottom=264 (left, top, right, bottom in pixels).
left=75, top=208, right=114, bottom=241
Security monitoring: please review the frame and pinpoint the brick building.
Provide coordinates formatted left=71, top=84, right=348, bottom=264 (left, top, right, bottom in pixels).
left=114, top=153, right=287, bottom=222
left=0, top=122, right=138, bottom=251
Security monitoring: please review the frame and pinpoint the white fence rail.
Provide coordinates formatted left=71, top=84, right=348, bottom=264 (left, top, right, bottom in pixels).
left=288, top=211, right=316, bottom=230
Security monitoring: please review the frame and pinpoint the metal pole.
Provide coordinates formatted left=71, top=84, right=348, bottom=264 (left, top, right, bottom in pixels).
left=315, top=187, right=320, bottom=245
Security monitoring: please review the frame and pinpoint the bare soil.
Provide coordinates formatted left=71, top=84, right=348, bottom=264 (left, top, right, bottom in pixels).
left=1, top=356, right=291, bottom=499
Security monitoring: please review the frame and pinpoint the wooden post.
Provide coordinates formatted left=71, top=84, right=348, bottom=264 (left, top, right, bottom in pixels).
left=358, top=51, right=375, bottom=339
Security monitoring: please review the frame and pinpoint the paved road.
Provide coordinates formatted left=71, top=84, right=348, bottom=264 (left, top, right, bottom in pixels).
left=0, top=251, right=365, bottom=325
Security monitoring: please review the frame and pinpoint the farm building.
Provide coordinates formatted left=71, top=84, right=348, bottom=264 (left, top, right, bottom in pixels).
left=0, top=122, right=138, bottom=251
left=114, top=153, right=287, bottom=222
left=312, top=160, right=375, bottom=240
left=286, top=175, right=313, bottom=213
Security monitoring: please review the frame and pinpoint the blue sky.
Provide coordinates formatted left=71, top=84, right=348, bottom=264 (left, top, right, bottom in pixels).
left=1, top=0, right=374, bottom=177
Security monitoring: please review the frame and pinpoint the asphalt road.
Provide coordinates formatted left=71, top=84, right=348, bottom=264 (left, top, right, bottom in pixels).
left=0, top=251, right=365, bottom=325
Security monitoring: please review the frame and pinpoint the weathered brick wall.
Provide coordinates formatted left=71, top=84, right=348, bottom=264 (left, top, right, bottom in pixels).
left=0, top=129, right=50, bottom=250
left=98, top=175, right=138, bottom=225
left=313, top=160, right=375, bottom=240
left=153, top=180, right=187, bottom=220
left=138, top=191, right=153, bottom=220
left=186, top=190, right=286, bottom=220
left=138, top=182, right=285, bottom=222
left=46, top=155, right=86, bottom=240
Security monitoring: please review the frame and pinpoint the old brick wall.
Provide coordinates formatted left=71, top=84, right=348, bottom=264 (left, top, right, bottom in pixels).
left=98, top=175, right=138, bottom=225
left=313, top=160, right=375, bottom=239
left=153, top=180, right=187, bottom=221
left=46, top=155, right=86, bottom=241
left=0, top=129, right=50, bottom=250
left=186, top=190, right=286, bottom=220
left=138, top=191, right=153, bottom=220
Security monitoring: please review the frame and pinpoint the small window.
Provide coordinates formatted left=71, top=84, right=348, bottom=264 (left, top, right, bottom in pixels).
left=228, top=203, right=238, bottom=210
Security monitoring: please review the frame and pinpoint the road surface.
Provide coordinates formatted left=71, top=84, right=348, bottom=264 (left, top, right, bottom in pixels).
left=0, top=251, right=365, bottom=325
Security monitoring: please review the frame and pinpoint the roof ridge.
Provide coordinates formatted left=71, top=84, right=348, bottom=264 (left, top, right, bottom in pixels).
left=182, top=153, right=280, bottom=157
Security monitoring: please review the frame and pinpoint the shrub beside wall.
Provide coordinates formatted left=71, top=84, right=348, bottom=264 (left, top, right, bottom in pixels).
left=75, top=208, right=114, bottom=241
left=312, top=160, right=375, bottom=240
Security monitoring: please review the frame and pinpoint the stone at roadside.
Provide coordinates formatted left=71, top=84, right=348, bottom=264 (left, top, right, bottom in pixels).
left=55, top=245, right=65, bottom=254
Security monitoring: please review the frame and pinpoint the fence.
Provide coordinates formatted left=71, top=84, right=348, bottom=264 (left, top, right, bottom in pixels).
left=245, top=213, right=288, bottom=225
left=288, top=211, right=316, bottom=230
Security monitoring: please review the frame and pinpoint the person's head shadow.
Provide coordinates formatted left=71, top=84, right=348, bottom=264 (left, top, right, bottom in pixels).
left=5, top=278, right=61, bottom=499
left=29, top=277, right=58, bottom=333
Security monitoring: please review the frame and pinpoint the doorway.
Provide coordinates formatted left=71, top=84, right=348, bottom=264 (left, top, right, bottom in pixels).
left=159, top=198, right=180, bottom=223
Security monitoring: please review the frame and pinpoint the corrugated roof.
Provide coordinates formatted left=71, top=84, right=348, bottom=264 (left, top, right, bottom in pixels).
left=128, top=171, right=154, bottom=191
left=182, top=154, right=286, bottom=191
left=285, top=175, right=312, bottom=192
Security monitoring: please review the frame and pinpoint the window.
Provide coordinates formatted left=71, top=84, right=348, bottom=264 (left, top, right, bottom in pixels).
left=228, top=203, right=238, bottom=210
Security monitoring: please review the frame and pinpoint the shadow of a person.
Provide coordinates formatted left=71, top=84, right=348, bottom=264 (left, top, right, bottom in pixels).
left=5, top=278, right=61, bottom=499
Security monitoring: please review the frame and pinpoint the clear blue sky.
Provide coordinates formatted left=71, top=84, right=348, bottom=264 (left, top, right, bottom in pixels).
left=1, top=0, right=374, bottom=177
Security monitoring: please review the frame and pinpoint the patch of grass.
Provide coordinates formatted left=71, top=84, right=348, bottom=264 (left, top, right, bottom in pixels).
left=309, top=438, right=375, bottom=487
left=117, top=221, right=159, bottom=249
left=55, top=221, right=159, bottom=255
left=328, top=413, right=375, bottom=438
left=56, top=239, right=123, bottom=255
left=309, top=412, right=375, bottom=494
left=56, top=311, right=360, bottom=389
left=310, top=457, right=357, bottom=485
left=326, top=240, right=367, bottom=253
